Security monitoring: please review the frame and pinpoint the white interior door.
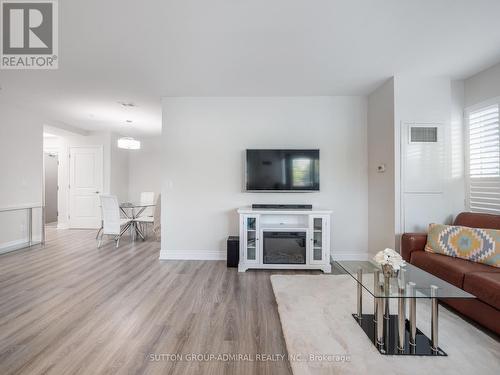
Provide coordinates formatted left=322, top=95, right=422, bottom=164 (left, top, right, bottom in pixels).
left=69, top=146, right=103, bottom=229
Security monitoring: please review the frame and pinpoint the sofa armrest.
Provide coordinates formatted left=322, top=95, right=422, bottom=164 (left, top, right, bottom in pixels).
left=401, top=233, right=428, bottom=262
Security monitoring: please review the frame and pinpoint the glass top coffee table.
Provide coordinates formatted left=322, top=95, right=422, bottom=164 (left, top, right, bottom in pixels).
left=335, top=260, right=476, bottom=356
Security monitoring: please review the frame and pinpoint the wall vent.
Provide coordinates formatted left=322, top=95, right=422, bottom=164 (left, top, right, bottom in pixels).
left=410, top=126, right=438, bottom=143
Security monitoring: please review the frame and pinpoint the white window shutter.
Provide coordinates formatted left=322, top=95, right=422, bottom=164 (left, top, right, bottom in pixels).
left=467, top=104, right=500, bottom=214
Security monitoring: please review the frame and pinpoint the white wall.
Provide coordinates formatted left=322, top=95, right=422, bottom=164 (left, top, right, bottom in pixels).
left=393, top=75, right=465, bottom=239
left=0, top=103, right=43, bottom=207
left=464, top=61, right=500, bottom=107
left=161, top=97, right=368, bottom=260
left=450, top=80, right=466, bottom=217
left=364, top=76, right=466, bottom=254
left=367, top=78, right=395, bottom=254
left=128, top=137, right=162, bottom=202
left=110, top=133, right=130, bottom=202
left=394, top=76, right=451, bottom=239
left=0, top=101, right=43, bottom=252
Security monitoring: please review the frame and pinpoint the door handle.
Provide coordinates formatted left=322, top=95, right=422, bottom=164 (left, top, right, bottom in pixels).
left=95, top=191, right=100, bottom=194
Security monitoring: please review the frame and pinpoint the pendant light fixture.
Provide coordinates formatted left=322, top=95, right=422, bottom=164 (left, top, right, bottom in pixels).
left=117, top=119, right=141, bottom=150
left=117, top=136, right=141, bottom=150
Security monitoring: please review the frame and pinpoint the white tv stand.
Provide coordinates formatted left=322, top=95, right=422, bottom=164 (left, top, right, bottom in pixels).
left=237, top=206, right=332, bottom=273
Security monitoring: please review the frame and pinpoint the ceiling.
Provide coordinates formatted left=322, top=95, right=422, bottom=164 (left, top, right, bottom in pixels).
left=1, top=0, right=500, bottom=135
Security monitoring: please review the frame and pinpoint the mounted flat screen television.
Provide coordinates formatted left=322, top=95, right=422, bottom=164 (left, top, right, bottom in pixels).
left=246, top=149, right=320, bottom=191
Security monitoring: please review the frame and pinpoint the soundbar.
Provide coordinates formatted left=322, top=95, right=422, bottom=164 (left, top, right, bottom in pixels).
left=252, top=204, right=312, bottom=210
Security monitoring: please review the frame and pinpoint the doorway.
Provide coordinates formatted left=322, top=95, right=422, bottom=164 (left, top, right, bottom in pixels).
left=44, top=152, right=59, bottom=225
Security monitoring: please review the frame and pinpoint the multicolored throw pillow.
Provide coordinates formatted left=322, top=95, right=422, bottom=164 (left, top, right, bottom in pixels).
left=425, top=224, right=500, bottom=268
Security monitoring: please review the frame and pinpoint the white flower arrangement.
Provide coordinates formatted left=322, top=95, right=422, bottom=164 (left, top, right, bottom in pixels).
left=373, top=248, right=406, bottom=270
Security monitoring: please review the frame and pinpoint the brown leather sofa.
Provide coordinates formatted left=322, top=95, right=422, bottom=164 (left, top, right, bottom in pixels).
left=401, top=212, right=500, bottom=336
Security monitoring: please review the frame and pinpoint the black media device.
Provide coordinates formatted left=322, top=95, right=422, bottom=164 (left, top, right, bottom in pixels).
left=252, top=204, right=312, bottom=210
left=246, top=149, right=320, bottom=191
left=226, top=236, right=239, bottom=268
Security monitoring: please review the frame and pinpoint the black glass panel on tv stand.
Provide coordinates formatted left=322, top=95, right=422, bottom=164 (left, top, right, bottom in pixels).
left=246, top=149, right=320, bottom=191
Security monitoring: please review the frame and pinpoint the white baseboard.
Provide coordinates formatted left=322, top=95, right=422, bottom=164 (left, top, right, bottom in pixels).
left=159, top=249, right=226, bottom=260
left=330, top=252, right=370, bottom=261
left=0, top=239, right=29, bottom=254
left=57, top=223, right=70, bottom=229
left=159, top=250, right=368, bottom=262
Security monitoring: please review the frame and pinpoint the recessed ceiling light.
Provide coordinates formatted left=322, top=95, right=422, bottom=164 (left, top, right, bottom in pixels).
left=118, top=101, right=136, bottom=108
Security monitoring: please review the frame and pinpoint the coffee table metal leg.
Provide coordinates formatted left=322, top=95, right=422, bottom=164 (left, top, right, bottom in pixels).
left=376, top=282, right=384, bottom=348
left=384, top=275, right=390, bottom=320
left=398, top=287, right=406, bottom=351
left=408, top=281, right=417, bottom=346
left=376, top=295, right=384, bottom=347
left=373, top=270, right=379, bottom=323
left=431, top=285, right=439, bottom=352
left=356, top=268, right=363, bottom=319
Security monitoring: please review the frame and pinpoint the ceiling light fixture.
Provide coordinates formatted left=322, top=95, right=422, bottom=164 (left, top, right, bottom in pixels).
left=117, top=137, right=141, bottom=150
left=118, top=101, right=136, bottom=108
left=117, top=119, right=141, bottom=150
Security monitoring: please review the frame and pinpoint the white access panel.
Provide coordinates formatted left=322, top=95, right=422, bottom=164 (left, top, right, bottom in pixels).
left=403, top=123, right=445, bottom=193
left=401, top=122, right=448, bottom=233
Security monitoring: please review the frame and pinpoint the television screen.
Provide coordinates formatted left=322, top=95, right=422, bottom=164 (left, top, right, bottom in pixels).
left=246, top=149, right=320, bottom=191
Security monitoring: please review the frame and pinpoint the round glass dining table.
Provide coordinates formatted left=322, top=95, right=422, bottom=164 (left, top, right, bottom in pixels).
left=119, top=202, right=156, bottom=240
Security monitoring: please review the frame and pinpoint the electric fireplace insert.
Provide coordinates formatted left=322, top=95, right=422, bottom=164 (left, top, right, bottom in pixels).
left=263, top=231, right=306, bottom=264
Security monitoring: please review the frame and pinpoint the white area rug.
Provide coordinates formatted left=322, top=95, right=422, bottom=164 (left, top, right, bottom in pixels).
left=271, top=274, right=500, bottom=375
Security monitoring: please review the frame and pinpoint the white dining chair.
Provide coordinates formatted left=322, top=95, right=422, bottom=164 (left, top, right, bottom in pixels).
left=140, top=191, right=155, bottom=206
left=98, top=195, right=132, bottom=248
left=140, top=191, right=155, bottom=217
left=135, top=194, right=160, bottom=240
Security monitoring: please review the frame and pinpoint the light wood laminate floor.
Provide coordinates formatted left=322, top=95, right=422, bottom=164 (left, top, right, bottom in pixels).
left=0, top=227, right=323, bottom=375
